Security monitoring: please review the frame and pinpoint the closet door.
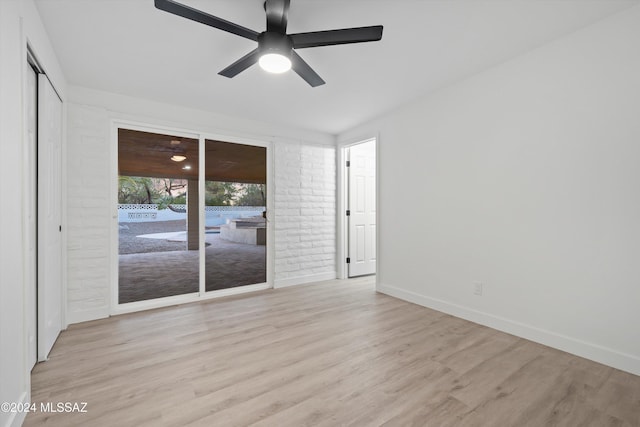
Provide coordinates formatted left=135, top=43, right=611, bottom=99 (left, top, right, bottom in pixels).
left=37, top=74, right=63, bottom=361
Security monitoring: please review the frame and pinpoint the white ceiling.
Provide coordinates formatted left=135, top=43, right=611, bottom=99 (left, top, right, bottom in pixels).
left=35, top=0, right=638, bottom=135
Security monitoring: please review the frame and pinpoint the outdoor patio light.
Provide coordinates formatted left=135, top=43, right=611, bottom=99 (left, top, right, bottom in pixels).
left=171, top=155, right=187, bottom=162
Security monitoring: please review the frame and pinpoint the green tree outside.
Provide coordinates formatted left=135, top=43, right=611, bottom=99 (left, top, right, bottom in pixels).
left=119, top=177, right=266, bottom=207
left=237, top=184, right=266, bottom=206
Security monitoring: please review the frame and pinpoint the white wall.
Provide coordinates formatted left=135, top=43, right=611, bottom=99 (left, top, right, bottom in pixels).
left=339, top=6, right=640, bottom=376
left=70, top=86, right=334, bottom=146
left=273, top=143, right=336, bottom=287
left=66, top=104, right=111, bottom=323
left=66, top=87, right=336, bottom=323
left=0, top=1, right=67, bottom=426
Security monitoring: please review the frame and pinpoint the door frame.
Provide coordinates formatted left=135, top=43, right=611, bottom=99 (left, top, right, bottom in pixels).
left=24, top=53, right=40, bottom=369
left=337, top=135, right=379, bottom=280
left=110, top=120, right=274, bottom=315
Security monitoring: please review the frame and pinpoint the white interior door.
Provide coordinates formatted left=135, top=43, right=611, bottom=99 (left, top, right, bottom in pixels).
left=26, top=65, right=38, bottom=369
left=348, top=140, right=376, bottom=277
left=37, top=74, right=63, bottom=361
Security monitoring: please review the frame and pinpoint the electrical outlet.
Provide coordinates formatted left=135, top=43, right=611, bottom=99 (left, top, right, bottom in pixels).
left=473, top=282, right=483, bottom=296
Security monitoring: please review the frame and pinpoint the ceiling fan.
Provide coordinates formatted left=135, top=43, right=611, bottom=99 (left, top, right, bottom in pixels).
left=154, top=0, right=384, bottom=87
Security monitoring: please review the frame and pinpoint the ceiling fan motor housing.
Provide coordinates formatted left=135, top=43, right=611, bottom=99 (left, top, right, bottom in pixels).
left=258, top=32, right=293, bottom=58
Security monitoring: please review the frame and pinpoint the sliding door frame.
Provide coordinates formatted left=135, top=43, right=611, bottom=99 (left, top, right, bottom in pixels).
left=110, top=120, right=273, bottom=316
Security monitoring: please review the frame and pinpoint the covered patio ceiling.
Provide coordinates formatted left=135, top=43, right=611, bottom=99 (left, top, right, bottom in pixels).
left=118, top=129, right=266, bottom=184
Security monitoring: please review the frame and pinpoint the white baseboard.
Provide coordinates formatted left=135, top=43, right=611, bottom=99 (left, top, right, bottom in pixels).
left=377, top=283, right=640, bottom=377
left=274, top=271, right=337, bottom=288
left=66, top=307, right=109, bottom=325
left=3, top=391, right=28, bottom=427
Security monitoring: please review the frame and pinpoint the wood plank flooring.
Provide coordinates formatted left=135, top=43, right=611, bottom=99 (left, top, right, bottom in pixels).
left=26, top=277, right=640, bottom=426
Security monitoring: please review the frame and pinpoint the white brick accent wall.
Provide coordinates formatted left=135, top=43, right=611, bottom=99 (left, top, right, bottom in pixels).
left=273, top=143, right=336, bottom=287
left=66, top=104, right=111, bottom=323
left=65, top=103, right=337, bottom=323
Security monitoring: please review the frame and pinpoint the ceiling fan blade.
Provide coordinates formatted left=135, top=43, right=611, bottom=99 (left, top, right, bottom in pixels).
left=290, top=51, right=325, bottom=87
left=290, top=26, right=383, bottom=49
left=155, top=0, right=259, bottom=42
left=265, top=0, right=290, bottom=33
left=218, top=49, right=260, bottom=78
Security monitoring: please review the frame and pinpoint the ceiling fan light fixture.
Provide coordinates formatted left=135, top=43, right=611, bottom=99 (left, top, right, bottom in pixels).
left=257, top=32, right=293, bottom=74
left=154, top=0, right=384, bottom=87
left=171, top=155, right=187, bottom=162
left=259, top=53, right=291, bottom=73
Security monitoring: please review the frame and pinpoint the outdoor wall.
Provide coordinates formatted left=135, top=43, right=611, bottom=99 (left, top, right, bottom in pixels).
left=117, top=205, right=265, bottom=226
left=65, top=88, right=336, bottom=324
left=0, top=1, right=67, bottom=426
left=339, top=5, right=640, bottom=375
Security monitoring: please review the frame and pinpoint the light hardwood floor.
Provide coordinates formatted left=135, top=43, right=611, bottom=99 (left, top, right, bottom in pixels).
left=27, top=277, right=640, bottom=426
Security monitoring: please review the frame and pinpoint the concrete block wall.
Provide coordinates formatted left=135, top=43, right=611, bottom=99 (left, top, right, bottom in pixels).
left=273, top=143, right=336, bottom=287
left=66, top=104, right=111, bottom=323
left=65, top=102, right=337, bottom=322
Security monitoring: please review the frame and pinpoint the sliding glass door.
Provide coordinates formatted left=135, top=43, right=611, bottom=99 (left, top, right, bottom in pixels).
left=117, top=129, right=199, bottom=304
left=204, top=139, right=267, bottom=292
left=116, top=128, right=268, bottom=308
